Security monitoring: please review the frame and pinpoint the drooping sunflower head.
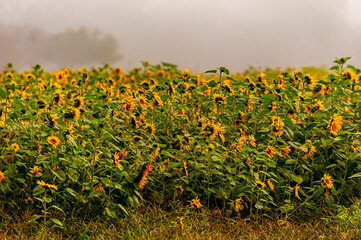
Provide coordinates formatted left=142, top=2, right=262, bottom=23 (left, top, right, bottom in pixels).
left=203, top=121, right=217, bottom=139
left=144, top=123, right=156, bottom=137
left=304, top=74, right=313, bottom=85
left=183, top=69, right=190, bottom=81
left=280, top=146, right=291, bottom=158
left=53, top=89, right=63, bottom=105
left=26, top=73, right=36, bottom=80
left=287, top=109, right=296, bottom=118
left=73, top=97, right=84, bottom=109
left=114, top=67, right=122, bottom=75
left=153, top=93, right=163, bottom=106
left=266, top=145, right=275, bottom=158
left=221, top=81, right=234, bottom=95
left=5, top=72, right=14, bottom=79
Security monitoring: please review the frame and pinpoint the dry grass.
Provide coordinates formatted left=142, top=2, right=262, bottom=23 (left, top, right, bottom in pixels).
left=1, top=202, right=361, bottom=240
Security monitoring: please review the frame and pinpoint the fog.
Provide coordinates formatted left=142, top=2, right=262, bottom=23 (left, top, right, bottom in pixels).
left=1, top=0, right=361, bottom=72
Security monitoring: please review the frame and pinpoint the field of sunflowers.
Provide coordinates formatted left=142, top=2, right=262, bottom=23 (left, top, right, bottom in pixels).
left=1, top=57, right=361, bottom=226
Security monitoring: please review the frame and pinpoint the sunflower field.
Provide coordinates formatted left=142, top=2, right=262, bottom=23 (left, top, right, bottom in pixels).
left=1, top=58, right=361, bottom=226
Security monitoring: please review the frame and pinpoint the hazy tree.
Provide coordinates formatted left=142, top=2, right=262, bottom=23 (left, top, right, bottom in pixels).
left=0, top=24, right=122, bottom=71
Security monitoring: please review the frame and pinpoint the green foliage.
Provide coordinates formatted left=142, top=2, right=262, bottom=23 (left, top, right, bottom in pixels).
left=0, top=57, right=361, bottom=225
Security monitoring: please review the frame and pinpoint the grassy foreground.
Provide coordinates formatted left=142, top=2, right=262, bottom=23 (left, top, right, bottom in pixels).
left=1, top=200, right=361, bottom=239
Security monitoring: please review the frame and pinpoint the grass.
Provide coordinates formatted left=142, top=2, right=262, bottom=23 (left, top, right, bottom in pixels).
left=1, top=200, right=361, bottom=239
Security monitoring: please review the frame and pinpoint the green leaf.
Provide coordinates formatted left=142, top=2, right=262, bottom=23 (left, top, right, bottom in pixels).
left=346, top=64, right=357, bottom=72
left=105, top=207, right=117, bottom=218
left=204, top=70, right=217, bottom=74
left=0, top=88, right=6, bottom=99
left=52, top=170, right=66, bottom=182
left=66, top=135, right=78, bottom=147
left=329, top=65, right=339, bottom=71
left=50, top=218, right=63, bottom=227
left=43, top=196, right=52, bottom=203
left=33, top=185, right=45, bottom=196
left=116, top=203, right=129, bottom=215
left=28, top=214, right=41, bottom=223
left=348, top=172, right=361, bottom=179
left=262, top=94, right=273, bottom=109
left=161, top=150, right=175, bottom=159
left=50, top=205, right=65, bottom=213
left=88, top=190, right=103, bottom=198
left=290, top=174, right=303, bottom=184
left=207, top=80, right=217, bottom=87
left=284, top=118, right=294, bottom=130
left=285, top=159, right=297, bottom=165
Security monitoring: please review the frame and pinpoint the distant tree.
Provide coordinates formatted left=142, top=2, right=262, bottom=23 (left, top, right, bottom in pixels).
left=0, top=24, right=122, bottom=70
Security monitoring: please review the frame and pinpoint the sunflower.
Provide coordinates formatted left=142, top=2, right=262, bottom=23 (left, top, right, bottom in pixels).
left=93, top=183, right=104, bottom=194
left=138, top=164, right=152, bottom=190
left=271, top=116, right=284, bottom=128
left=303, top=140, right=316, bottom=159
left=287, top=109, right=297, bottom=118
left=268, top=101, right=276, bottom=113
left=25, top=197, right=34, bottom=203
left=190, top=196, right=201, bottom=209
left=213, top=93, right=227, bottom=105
left=11, top=143, right=19, bottom=153
left=30, top=166, right=42, bottom=176
left=235, top=198, right=242, bottom=210
left=168, top=82, right=176, bottom=95
left=183, top=68, right=190, bottom=81
left=304, top=74, right=313, bottom=85
left=5, top=72, right=14, bottom=79
left=321, top=174, right=333, bottom=189
left=47, top=136, right=61, bottom=147
left=73, top=97, right=84, bottom=109
left=248, top=135, right=256, bottom=147
left=37, top=180, right=58, bottom=190
left=258, top=72, right=266, bottom=83
left=0, top=171, right=5, bottom=183
left=183, top=161, right=189, bottom=176
left=54, top=71, right=65, bottom=82
left=114, top=67, right=122, bottom=75
left=184, top=133, right=193, bottom=143
left=280, top=146, right=291, bottom=158
left=53, top=89, right=63, bottom=106
left=153, top=93, right=163, bottom=106
left=313, top=84, right=326, bottom=96
left=222, top=81, right=234, bottom=95
left=114, top=152, right=123, bottom=171
left=26, top=73, right=36, bottom=80
left=271, top=125, right=283, bottom=137
left=267, top=179, right=274, bottom=190
left=312, top=101, right=324, bottom=112
left=255, top=180, right=266, bottom=188
left=237, top=135, right=247, bottom=152
left=328, top=114, right=343, bottom=136
left=144, top=122, right=156, bottom=137
left=266, top=145, right=275, bottom=158
left=295, top=184, right=300, bottom=197
left=203, top=121, right=218, bottom=140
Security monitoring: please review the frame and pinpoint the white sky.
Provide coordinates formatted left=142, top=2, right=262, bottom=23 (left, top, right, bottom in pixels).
left=1, top=0, right=361, bottom=72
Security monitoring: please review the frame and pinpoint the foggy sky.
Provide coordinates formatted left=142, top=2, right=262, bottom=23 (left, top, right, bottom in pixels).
left=1, top=0, right=361, bottom=72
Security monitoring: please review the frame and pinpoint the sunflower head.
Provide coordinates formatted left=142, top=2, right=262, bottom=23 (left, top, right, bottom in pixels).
left=213, top=93, right=227, bottom=105
left=47, top=136, right=61, bottom=147
left=321, top=174, right=333, bottom=189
